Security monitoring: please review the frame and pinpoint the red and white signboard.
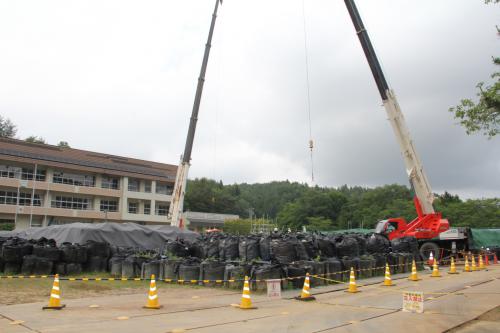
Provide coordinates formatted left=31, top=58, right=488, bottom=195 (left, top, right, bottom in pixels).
left=266, top=279, right=281, bottom=299
left=403, top=291, right=424, bottom=313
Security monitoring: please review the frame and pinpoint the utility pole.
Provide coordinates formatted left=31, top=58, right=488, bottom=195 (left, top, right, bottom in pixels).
left=169, top=0, right=223, bottom=228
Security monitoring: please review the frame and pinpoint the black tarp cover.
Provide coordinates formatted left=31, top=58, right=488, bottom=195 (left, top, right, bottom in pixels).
left=0, top=222, right=198, bottom=249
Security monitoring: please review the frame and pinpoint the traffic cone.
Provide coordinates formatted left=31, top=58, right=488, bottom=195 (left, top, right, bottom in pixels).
left=42, top=274, right=65, bottom=310
left=431, top=260, right=441, bottom=277
left=382, top=263, right=395, bottom=286
left=408, top=260, right=421, bottom=281
left=471, top=255, right=477, bottom=272
left=448, top=257, right=459, bottom=274
left=345, top=267, right=360, bottom=293
left=428, top=252, right=434, bottom=266
left=237, top=276, right=256, bottom=309
left=494, top=253, right=498, bottom=265
left=464, top=256, right=471, bottom=272
left=295, top=273, right=315, bottom=301
left=478, top=255, right=485, bottom=270
left=485, top=253, right=489, bottom=266
left=143, top=274, right=161, bottom=309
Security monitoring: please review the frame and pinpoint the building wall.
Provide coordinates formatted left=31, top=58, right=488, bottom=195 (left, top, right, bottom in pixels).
left=0, top=160, right=174, bottom=229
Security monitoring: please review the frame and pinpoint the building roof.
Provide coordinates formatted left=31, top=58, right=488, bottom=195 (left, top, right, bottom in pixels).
left=0, top=137, right=177, bottom=181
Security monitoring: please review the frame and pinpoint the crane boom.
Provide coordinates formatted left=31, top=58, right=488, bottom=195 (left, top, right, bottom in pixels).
left=169, top=0, right=223, bottom=227
left=344, top=0, right=435, bottom=214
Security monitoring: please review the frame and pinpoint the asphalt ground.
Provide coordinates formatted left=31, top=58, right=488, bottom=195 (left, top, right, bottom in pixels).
left=1, top=264, right=499, bottom=333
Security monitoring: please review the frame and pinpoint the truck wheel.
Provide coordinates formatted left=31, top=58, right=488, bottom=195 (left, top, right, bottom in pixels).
left=419, top=242, right=440, bottom=261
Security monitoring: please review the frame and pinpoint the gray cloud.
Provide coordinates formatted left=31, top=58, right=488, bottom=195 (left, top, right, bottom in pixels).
left=0, top=0, right=498, bottom=199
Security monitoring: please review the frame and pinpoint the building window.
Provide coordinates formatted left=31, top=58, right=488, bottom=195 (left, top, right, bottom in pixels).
left=21, top=168, right=46, bottom=181
left=100, top=200, right=118, bottom=212
left=0, top=191, right=42, bottom=206
left=101, top=176, right=119, bottom=190
left=51, top=196, right=91, bottom=210
left=128, top=179, right=139, bottom=192
left=0, top=165, right=22, bottom=178
left=144, top=181, right=151, bottom=193
left=53, top=171, right=95, bottom=187
left=156, top=182, right=173, bottom=195
left=155, top=203, right=169, bottom=216
left=128, top=202, right=138, bottom=214
left=144, top=203, right=151, bottom=215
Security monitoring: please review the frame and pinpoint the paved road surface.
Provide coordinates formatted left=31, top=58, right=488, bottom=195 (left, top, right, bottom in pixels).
left=1, top=265, right=499, bottom=333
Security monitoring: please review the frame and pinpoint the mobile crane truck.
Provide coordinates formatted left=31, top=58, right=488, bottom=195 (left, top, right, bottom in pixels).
left=344, top=0, right=470, bottom=260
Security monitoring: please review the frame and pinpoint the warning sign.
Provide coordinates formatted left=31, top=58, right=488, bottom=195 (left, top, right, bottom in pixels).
left=266, top=279, right=281, bottom=299
left=403, top=291, right=424, bottom=313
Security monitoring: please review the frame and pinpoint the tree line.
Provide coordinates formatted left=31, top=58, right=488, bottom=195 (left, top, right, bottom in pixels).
left=184, top=178, right=500, bottom=230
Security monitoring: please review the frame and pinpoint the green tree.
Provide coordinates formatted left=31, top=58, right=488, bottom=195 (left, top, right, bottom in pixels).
left=25, top=136, right=46, bottom=144
left=449, top=0, right=499, bottom=138
left=0, top=116, right=17, bottom=138
left=57, top=141, right=70, bottom=147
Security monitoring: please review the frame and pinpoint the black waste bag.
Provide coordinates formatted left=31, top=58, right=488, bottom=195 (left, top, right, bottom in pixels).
left=178, top=259, right=201, bottom=282
left=308, top=261, right=327, bottom=287
left=161, top=259, right=181, bottom=280
left=85, top=240, right=110, bottom=258
left=33, top=245, right=61, bottom=262
left=336, top=236, right=359, bottom=258
left=366, top=234, right=390, bottom=254
left=21, top=255, right=37, bottom=275
left=188, top=241, right=205, bottom=259
left=108, top=256, right=125, bottom=277
left=341, top=257, right=360, bottom=281
left=166, top=240, right=190, bottom=258
left=224, top=262, right=250, bottom=289
left=4, top=262, right=21, bottom=274
left=56, top=262, right=66, bottom=275
left=259, top=236, right=271, bottom=261
left=251, top=264, right=282, bottom=291
left=66, top=263, right=82, bottom=275
left=33, top=257, right=53, bottom=275
left=122, top=256, right=149, bottom=278
left=2, top=238, right=33, bottom=263
left=61, top=243, right=88, bottom=263
left=270, top=237, right=297, bottom=264
left=219, top=236, right=239, bottom=261
left=386, top=252, right=399, bottom=274
left=86, top=256, right=108, bottom=273
left=284, top=265, right=306, bottom=289
left=325, top=258, right=343, bottom=284
left=200, top=260, right=226, bottom=286
left=141, top=260, right=161, bottom=279
left=354, top=235, right=367, bottom=256
left=316, top=236, right=336, bottom=258
left=297, top=233, right=318, bottom=260
left=373, top=253, right=387, bottom=276
left=358, top=255, right=376, bottom=279
left=390, top=237, right=411, bottom=253
left=238, top=236, right=260, bottom=262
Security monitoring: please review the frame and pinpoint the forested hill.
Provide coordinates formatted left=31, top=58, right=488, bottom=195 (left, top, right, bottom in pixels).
left=184, top=178, right=500, bottom=230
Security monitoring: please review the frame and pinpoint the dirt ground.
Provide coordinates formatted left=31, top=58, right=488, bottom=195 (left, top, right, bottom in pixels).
left=0, top=273, right=206, bottom=305
left=447, top=306, right=500, bottom=332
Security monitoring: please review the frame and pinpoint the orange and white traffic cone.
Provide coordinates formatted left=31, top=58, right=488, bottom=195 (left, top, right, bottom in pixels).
left=236, top=276, right=256, bottom=309
left=464, top=256, right=471, bottom=272
left=485, top=253, right=490, bottom=266
left=478, top=255, right=485, bottom=270
left=471, top=255, right=477, bottom=272
left=428, top=252, right=434, bottom=266
left=345, top=267, right=360, bottom=293
left=143, top=274, right=161, bottom=309
left=295, top=273, right=315, bottom=301
left=494, top=253, right=498, bottom=265
left=43, top=274, right=65, bottom=310
left=448, top=257, right=459, bottom=274
left=408, top=260, right=421, bottom=281
left=431, top=260, right=441, bottom=277
left=382, top=263, right=395, bottom=286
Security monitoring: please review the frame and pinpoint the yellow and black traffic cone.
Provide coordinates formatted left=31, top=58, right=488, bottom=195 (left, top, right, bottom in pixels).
left=236, top=276, right=256, bottom=309
left=143, top=274, right=162, bottom=309
left=43, top=274, right=65, bottom=310
left=448, top=257, right=459, bottom=274
left=478, top=255, right=485, bottom=270
left=431, top=260, right=441, bottom=277
left=295, top=273, right=315, bottom=301
left=471, top=255, right=477, bottom=272
left=382, top=263, right=395, bottom=286
left=345, top=267, right=360, bottom=293
left=464, top=256, right=471, bottom=272
left=408, top=260, right=421, bottom=281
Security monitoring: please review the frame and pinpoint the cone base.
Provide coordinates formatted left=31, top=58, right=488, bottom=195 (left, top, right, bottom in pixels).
left=143, top=305, right=162, bottom=309
left=344, top=290, right=360, bottom=293
left=447, top=272, right=459, bottom=274
left=231, top=303, right=257, bottom=310
left=408, top=277, right=421, bottom=281
left=381, top=284, right=396, bottom=287
left=430, top=274, right=442, bottom=278
left=294, top=296, right=316, bottom=301
left=43, top=304, right=65, bottom=310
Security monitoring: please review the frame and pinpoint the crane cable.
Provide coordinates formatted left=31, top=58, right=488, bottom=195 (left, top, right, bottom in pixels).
left=301, top=0, right=315, bottom=183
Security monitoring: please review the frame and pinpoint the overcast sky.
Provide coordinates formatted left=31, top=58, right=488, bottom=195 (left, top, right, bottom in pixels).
left=0, top=0, right=498, bottom=199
